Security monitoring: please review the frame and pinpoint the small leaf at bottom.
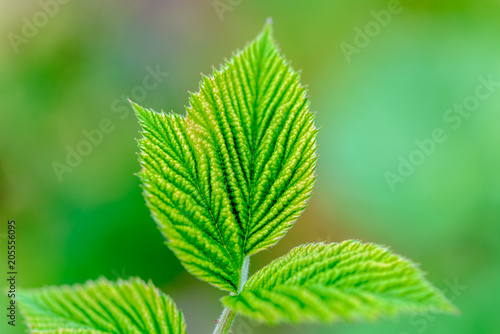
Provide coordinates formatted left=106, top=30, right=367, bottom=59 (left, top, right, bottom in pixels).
left=18, top=277, right=187, bottom=334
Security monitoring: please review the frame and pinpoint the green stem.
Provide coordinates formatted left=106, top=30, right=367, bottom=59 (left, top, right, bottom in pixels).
left=212, top=256, right=250, bottom=334
left=238, top=256, right=250, bottom=293
left=212, top=308, right=237, bottom=334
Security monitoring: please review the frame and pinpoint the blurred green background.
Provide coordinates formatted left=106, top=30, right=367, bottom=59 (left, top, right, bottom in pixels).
left=1, top=0, right=499, bottom=333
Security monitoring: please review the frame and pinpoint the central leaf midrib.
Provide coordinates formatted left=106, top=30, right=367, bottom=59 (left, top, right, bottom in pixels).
left=241, top=31, right=271, bottom=256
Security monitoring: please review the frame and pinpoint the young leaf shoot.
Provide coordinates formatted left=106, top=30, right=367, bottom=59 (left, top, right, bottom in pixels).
left=18, top=21, right=457, bottom=334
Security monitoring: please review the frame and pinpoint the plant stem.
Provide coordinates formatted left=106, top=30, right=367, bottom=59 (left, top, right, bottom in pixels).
left=238, top=256, right=250, bottom=293
left=212, top=308, right=237, bottom=334
left=212, top=256, right=250, bottom=334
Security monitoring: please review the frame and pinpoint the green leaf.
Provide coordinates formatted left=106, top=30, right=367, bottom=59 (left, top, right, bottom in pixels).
left=133, top=21, right=317, bottom=292
left=222, top=240, right=458, bottom=325
left=18, top=277, right=187, bottom=334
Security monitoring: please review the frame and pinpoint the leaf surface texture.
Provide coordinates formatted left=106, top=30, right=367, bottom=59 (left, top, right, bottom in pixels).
left=18, top=277, right=187, bottom=334
left=222, top=240, right=458, bottom=324
left=134, top=22, right=317, bottom=292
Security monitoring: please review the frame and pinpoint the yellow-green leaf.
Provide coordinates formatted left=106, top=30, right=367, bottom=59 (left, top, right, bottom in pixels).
left=133, top=21, right=317, bottom=293
left=18, top=277, right=187, bottom=334
left=222, top=240, right=458, bottom=325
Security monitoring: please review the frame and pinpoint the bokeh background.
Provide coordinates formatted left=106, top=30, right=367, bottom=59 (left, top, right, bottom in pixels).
left=1, top=0, right=499, bottom=333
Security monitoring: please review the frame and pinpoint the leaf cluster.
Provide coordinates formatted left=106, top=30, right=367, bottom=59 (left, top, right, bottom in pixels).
left=18, top=22, right=457, bottom=334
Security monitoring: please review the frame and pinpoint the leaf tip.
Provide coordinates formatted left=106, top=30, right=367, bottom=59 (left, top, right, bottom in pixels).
left=434, top=294, right=461, bottom=316
left=129, top=100, right=154, bottom=127
left=128, top=99, right=143, bottom=115
left=446, top=303, right=461, bottom=316
left=261, top=17, right=274, bottom=38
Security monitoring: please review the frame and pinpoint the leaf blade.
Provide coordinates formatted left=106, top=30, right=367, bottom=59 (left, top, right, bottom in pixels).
left=134, top=21, right=317, bottom=292
left=222, top=240, right=458, bottom=325
left=18, top=277, right=187, bottom=334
